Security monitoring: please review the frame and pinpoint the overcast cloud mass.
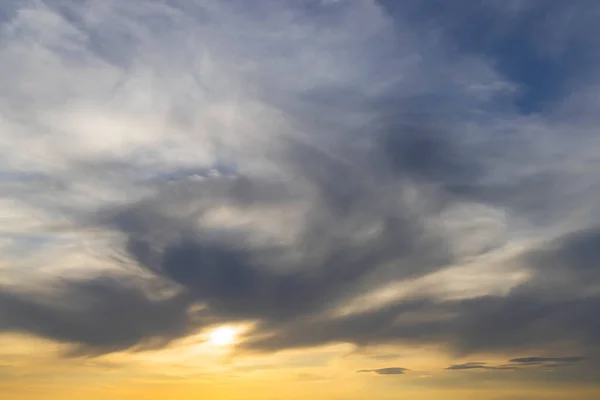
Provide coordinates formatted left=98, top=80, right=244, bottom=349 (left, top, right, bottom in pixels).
left=0, top=1, right=600, bottom=387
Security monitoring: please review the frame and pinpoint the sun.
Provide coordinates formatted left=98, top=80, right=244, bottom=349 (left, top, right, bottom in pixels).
left=208, top=326, right=237, bottom=346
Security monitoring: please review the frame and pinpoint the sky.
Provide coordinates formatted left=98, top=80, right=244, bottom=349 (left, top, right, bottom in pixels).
left=1, top=1, right=600, bottom=399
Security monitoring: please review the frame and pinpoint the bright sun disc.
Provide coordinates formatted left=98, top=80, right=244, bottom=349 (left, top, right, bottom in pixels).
left=208, top=326, right=237, bottom=346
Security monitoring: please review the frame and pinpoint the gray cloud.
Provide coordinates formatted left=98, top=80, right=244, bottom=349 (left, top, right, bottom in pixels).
left=377, top=112, right=483, bottom=193
left=510, top=357, right=587, bottom=365
left=238, top=277, right=600, bottom=355
left=358, top=367, right=408, bottom=375
left=94, top=134, right=456, bottom=334
left=0, top=275, right=199, bottom=355
left=5, top=179, right=600, bottom=356
left=244, top=218, right=600, bottom=355
left=379, top=0, right=600, bottom=113
left=446, top=356, right=586, bottom=372
left=370, top=353, right=402, bottom=361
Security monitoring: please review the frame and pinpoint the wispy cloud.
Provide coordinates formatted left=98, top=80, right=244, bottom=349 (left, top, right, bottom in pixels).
left=446, top=362, right=499, bottom=371
left=358, top=367, right=408, bottom=375
left=509, top=357, right=587, bottom=365
left=446, top=356, right=587, bottom=372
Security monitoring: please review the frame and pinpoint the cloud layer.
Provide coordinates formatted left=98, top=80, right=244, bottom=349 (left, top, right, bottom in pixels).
left=0, top=0, right=599, bottom=368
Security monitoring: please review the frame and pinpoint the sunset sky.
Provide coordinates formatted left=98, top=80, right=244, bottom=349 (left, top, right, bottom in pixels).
left=1, top=1, right=600, bottom=399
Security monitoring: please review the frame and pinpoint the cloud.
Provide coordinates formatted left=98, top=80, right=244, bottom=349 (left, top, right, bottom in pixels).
left=0, top=275, right=199, bottom=355
left=0, top=0, right=599, bottom=362
left=370, top=353, right=402, bottom=361
left=0, top=0, right=466, bottom=354
left=358, top=367, right=408, bottom=375
left=510, top=357, right=587, bottom=365
left=238, top=272, right=600, bottom=355
left=446, top=356, right=586, bottom=372
left=446, top=362, right=487, bottom=370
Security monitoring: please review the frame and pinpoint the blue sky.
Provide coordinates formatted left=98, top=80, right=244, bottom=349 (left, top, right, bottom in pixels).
left=381, top=0, right=600, bottom=113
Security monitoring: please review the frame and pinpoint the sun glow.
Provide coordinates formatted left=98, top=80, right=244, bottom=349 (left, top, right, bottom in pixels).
left=208, top=326, right=237, bottom=346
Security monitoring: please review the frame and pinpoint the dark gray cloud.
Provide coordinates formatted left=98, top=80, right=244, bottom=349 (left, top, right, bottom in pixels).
left=238, top=276, right=600, bottom=355
left=240, top=297, right=446, bottom=352
left=0, top=112, right=461, bottom=355
left=370, top=353, right=402, bottom=361
left=510, top=357, right=587, bottom=365
left=447, top=356, right=586, bottom=372
left=0, top=276, right=199, bottom=355
left=446, top=362, right=489, bottom=371
left=358, top=367, right=408, bottom=375
left=526, top=226, right=600, bottom=283
left=100, top=143, right=455, bottom=324
left=376, top=112, right=483, bottom=192
left=240, top=221, right=600, bottom=355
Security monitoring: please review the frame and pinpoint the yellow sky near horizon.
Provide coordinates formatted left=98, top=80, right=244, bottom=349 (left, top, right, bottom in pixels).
left=1, top=332, right=599, bottom=400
